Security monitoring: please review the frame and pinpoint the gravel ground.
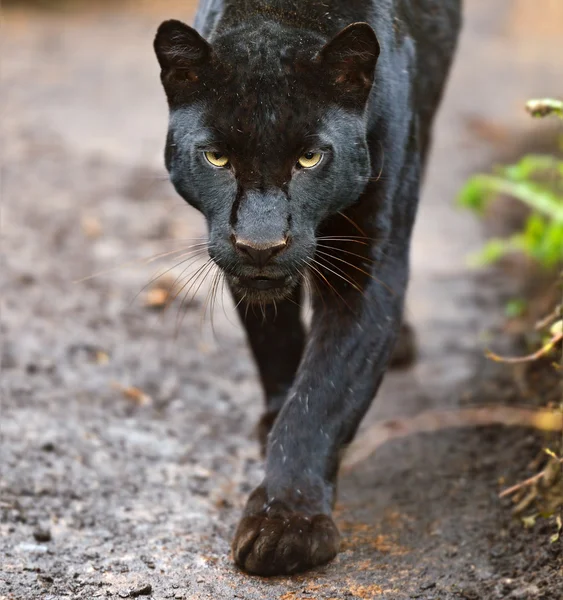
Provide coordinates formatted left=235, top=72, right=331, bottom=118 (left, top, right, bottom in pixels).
left=1, top=1, right=562, bottom=598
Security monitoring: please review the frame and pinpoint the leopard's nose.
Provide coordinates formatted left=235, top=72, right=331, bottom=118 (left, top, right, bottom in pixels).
left=233, top=237, right=288, bottom=268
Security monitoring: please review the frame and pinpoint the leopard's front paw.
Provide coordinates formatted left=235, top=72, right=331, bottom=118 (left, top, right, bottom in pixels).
left=232, top=486, right=340, bottom=576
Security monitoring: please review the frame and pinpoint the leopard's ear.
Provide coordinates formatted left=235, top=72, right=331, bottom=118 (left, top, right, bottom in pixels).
left=154, top=20, right=212, bottom=81
left=319, top=23, right=379, bottom=101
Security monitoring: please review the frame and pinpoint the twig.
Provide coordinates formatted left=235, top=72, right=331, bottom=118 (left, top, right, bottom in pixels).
left=342, top=406, right=563, bottom=470
left=499, top=458, right=563, bottom=499
left=485, top=332, right=563, bottom=364
left=535, top=304, right=562, bottom=331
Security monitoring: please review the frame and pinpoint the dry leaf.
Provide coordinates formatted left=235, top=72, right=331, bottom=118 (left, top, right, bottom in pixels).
left=145, top=287, right=169, bottom=308
left=95, top=350, right=110, bottom=365
left=81, top=215, right=102, bottom=239
left=112, top=383, right=152, bottom=406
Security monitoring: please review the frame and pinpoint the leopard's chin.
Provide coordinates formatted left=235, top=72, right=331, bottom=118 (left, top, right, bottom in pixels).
left=229, top=274, right=298, bottom=304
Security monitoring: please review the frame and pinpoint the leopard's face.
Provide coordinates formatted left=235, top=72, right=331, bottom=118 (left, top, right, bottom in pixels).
left=155, top=19, right=378, bottom=302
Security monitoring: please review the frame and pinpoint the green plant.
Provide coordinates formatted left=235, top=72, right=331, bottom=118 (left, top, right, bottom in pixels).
left=458, top=101, right=563, bottom=524
left=458, top=99, right=563, bottom=269
left=458, top=99, right=563, bottom=368
left=458, top=98, right=563, bottom=365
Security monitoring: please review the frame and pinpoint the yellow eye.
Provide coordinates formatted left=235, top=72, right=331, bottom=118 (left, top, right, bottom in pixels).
left=297, top=152, right=323, bottom=169
left=205, top=151, right=230, bottom=168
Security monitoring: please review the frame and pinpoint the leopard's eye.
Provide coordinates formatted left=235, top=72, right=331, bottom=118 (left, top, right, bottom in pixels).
left=297, top=152, right=323, bottom=169
left=204, top=151, right=230, bottom=168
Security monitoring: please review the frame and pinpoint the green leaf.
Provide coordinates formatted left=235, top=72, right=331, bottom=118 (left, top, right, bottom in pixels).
left=458, top=137, right=563, bottom=270
left=468, top=239, right=511, bottom=266
left=522, top=514, right=537, bottom=529
left=476, top=177, right=563, bottom=222
left=542, top=227, right=563, bottom=267
left=503, top=154, right=563, bottom=182
left=523, top=214, right=548, bottom=249
left=526, top=98, right=563, bottom=120
left=551, top=515, right=563, bottom=543
left=505, top=299, right=527, bottom=318
left=457, top=177, right=490, bottom=213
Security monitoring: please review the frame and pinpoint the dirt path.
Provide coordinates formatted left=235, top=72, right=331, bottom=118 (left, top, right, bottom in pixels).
left=1, top=1, right=562, bottom=599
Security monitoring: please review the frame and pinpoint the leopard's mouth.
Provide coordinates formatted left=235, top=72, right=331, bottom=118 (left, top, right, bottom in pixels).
left=230, top=274, right=298, bottom=304
left=238, top=276, right=289, bottom=291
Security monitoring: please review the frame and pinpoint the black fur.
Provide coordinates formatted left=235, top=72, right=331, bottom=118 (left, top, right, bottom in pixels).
left=154, top=0, right=461, bottom=576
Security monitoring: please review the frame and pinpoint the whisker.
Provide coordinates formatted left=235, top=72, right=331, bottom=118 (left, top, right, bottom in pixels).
left=282, top=293, right=302, bottom=309
left=315, top=238, right=371, bottom=247
left=371, top=138, right=385, bottom=184
left=336, top=211, right=368, bottom=237
left=308, top=256, right=364, bottom=295
left=318, top=235, right=406, bottom=251
left=220, top=272, right=239, bottom=328
left=210, top=269, right=223, bottom=337
left=165, top=253, right=211, bottom=307
left=201, top=267, right=216, bottom=325
left=315, top=250, right=373, bottom=282
left=146, top=237, right=208, bottom=244
left=184, top=259, right=215, bottom=308
left=306, top=260, right=353, bottom=313
left=316, top=236, right=404, bottom=262
left=199, top=265, right=217, bottom=340
left=234, top=291, right=247, bottom=311
left=205, top=266, right=222, bottom=341
left=145, top=244, right=209, bottom=264
left=298, top=266, right=320, bottom=315
left=316, top=235, right=373, bottom=243
left=166, top=258, right=212, bottom=314
left=175, top=259, right=215, bottom=337
left=219, top=275, right=230, bottom=323
left=302, top=259, right=352, bottom=312
left=163, top=265, right=201, bottom=312
left=315, top=250, right=395, bottom=296
left=129, top=248, right=208, bottom=307
left=74, top=244, right=208, bottom=284
left=316, top=243, right=375, bottom=265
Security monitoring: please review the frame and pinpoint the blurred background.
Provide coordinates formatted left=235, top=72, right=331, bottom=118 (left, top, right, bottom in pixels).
left=2, top=1, right=562, bottom=599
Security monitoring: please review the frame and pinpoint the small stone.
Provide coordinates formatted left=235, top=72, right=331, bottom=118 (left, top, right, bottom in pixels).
left=118, top=591, right=130, bottom=599
left=33, top=528, right=52, bottom=543
left=420, top=582, right=436, bottom=591
left=140, top=555, right=155, bottom=569
left=130, top=583, right=152, bottom=597
left=18, top=543, right=48, bottom=553
left=510, top=585, right=540, bottom=599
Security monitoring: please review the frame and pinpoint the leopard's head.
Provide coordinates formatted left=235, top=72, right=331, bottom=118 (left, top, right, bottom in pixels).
left=154, top=18, right=379, bottom=302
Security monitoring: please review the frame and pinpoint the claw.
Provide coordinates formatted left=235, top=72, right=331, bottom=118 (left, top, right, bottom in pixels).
left=232, top=487, right=340, bottom=576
